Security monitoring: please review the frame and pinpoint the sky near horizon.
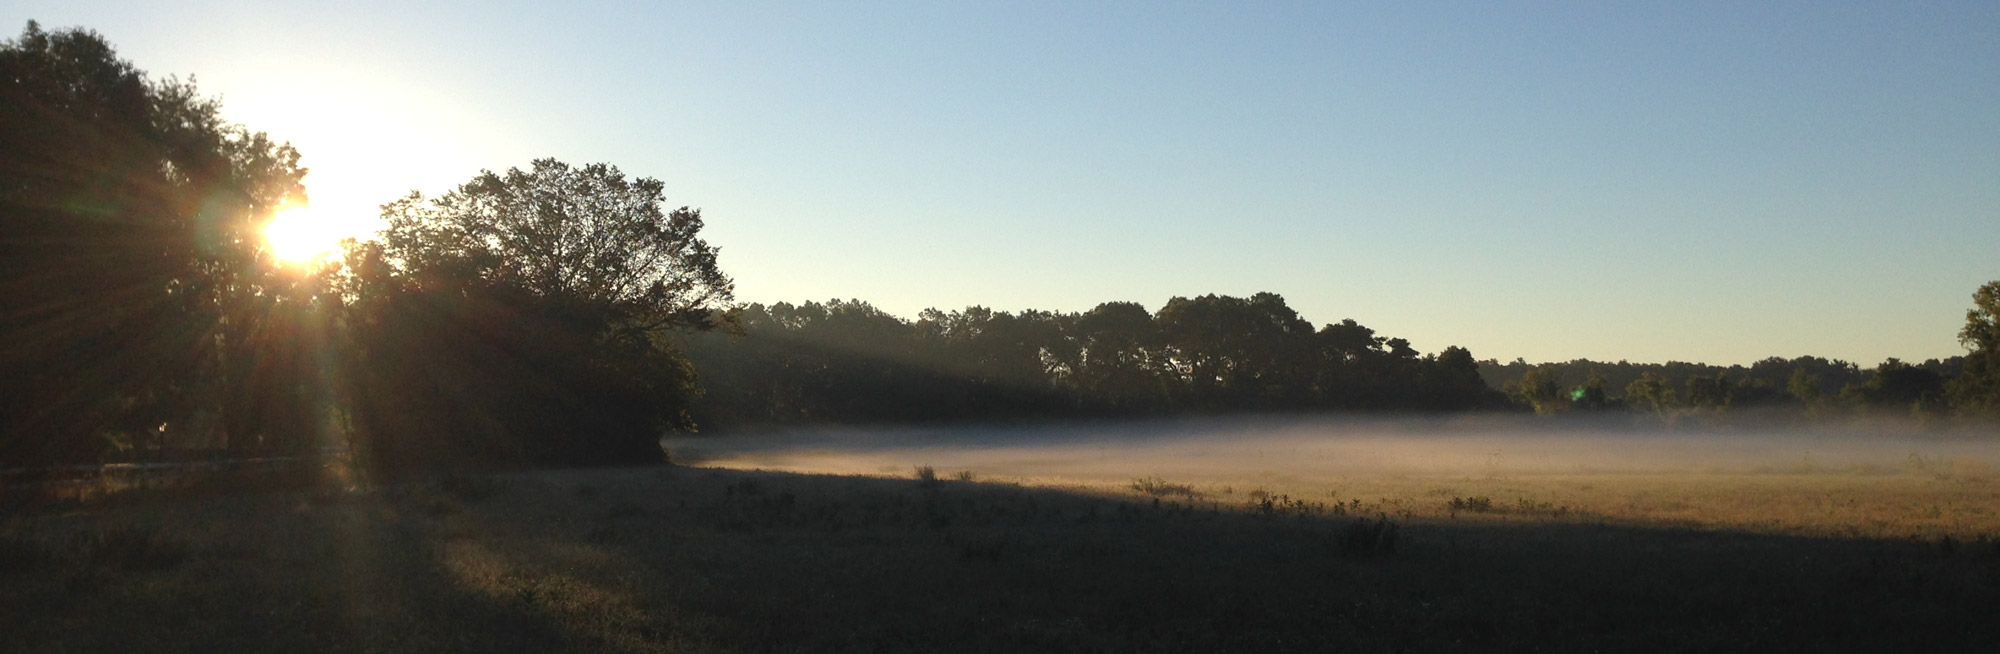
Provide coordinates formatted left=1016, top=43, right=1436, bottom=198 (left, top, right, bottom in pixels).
left=10, top=1, right=1997, bottom=366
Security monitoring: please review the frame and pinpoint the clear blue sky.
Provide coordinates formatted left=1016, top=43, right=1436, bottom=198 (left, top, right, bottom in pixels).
left=11, top=1, right=1998, bottom=366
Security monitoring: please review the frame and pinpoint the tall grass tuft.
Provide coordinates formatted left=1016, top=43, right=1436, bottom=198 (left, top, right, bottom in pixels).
left=1449, top=496, right=1494, bottom=514
left=1130, top=476, right=1201, bottom=499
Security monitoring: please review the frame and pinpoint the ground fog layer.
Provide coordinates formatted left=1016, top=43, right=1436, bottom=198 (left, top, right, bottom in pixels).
left=671, top=417, right=2000, bottom=539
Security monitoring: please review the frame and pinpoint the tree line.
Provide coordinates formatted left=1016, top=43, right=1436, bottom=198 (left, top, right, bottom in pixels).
left=679, top=295, right=1505, bottom=429
left=1479, top=349, right=1989, bottom=423
left=4, top=23, right=1997, bottom=474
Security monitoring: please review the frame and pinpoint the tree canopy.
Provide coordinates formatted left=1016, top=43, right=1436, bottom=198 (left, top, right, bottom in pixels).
left=377, top=159, right=731, bottom=333
left=1, top=22, right=309, bottom=465
left=341, top=160, right=734, bottom=468
left=1949, top=281, right=2000, bottom=416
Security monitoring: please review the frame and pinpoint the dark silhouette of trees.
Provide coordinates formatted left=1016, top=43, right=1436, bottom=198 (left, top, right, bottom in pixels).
left=682, top=293, right=1505, bottom=430
left=1066, top=302, right=1171, bottom=412
left=1156, top=293, right=1318, bottom=411
left=1683, top=372, right=1733, bottom=411
left=1420, top=346, right=1494, bottom=411
left=1839, top=358, right=1945, bottom=413
left=1, top=22, right=312, bottom=466
left=339, top=160, right=732, bottom=469
left=1488, top=346, right=1987, bottom=422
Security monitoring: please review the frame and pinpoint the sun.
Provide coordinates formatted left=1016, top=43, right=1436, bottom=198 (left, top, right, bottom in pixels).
left=263, top=206, right=344, bottom=264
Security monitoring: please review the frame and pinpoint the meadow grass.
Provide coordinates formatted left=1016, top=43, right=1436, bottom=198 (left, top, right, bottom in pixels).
left=3, top=462, right=1998, bottom=652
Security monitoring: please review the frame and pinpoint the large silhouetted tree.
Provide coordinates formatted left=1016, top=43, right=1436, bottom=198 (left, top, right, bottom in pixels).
left=1155, top=293, right=1317, bottom=410
left=1068, top=302, right=1170, bottom=412
left=342, top=159, right=733, bottom=469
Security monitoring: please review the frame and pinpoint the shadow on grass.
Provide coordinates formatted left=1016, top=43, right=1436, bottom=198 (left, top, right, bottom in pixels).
left=5, top=466, right=1998, bottom=652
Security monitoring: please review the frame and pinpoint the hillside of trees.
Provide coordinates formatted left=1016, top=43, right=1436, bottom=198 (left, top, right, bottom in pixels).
left=4, top=22, right=1997, bottom=474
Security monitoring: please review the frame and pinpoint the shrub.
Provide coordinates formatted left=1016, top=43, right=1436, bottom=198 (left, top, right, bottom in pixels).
left=913, top=465, right=939, bottom=489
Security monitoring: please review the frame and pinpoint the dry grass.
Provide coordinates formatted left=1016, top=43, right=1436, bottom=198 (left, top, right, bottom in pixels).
left=4, top=461, right=1998, bottom=652
left=1078, top=471, right=2000, bottom=541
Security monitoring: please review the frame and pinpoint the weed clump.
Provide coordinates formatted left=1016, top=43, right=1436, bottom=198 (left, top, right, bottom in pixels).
left=1251, top=494, right=1367, bottom=518
left=1130, top=476, right=1201, bottom=499
left=913, top=465, right=939, bottom=489
left=1251, top=493, right=1326, bottom=518
left=1449, top=496, right=1494, bottom=514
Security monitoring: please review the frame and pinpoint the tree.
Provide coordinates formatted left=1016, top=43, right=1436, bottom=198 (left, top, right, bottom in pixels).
left=1419, top=346, right=1498, bottom=410
left=1684, top=372, right=1733, bottom=410
left=1570, top=372, right=1609, bottom=410
left=1513, top=368, right=1565, bottom=415
left=1788, top=367, right=1822, bottom=417
left=1949, top=281, right=2000, bottom=416
left=1, top=22, right=309, bottom=465
left=344, top=159, right=733, bottom=468
left=1155, top=293, right=1317, bottom=410
left=1068, top=302, right=1168, bottom=412
left=1624, top=372, right=1675, bottom=417
left=1841, top=358, right=1945, bottom=414
left=378, top=159, right=731, bottom=333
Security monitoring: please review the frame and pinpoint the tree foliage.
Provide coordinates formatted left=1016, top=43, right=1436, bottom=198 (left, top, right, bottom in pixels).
left=1948, top=281, right=2000, bottom=416
left=378, top=160, right=730, bottom=333
left=341, top=160, right=733, bottom=469
left=1, top=22, right=311, bottom=465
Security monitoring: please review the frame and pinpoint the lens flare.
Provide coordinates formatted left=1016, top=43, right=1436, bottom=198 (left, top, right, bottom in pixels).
left=264, top=206, right=341, bottom=263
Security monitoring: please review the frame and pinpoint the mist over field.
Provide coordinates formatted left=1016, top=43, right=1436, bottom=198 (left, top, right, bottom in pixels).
left=670, top=416, right=2000, bottom=483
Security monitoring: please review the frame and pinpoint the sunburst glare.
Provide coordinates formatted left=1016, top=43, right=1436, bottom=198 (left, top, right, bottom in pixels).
left=263, top=206, right=343, bottom=263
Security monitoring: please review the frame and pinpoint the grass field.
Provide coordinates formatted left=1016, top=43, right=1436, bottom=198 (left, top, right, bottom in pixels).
left=5, top=423, right=1999, bottom=652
